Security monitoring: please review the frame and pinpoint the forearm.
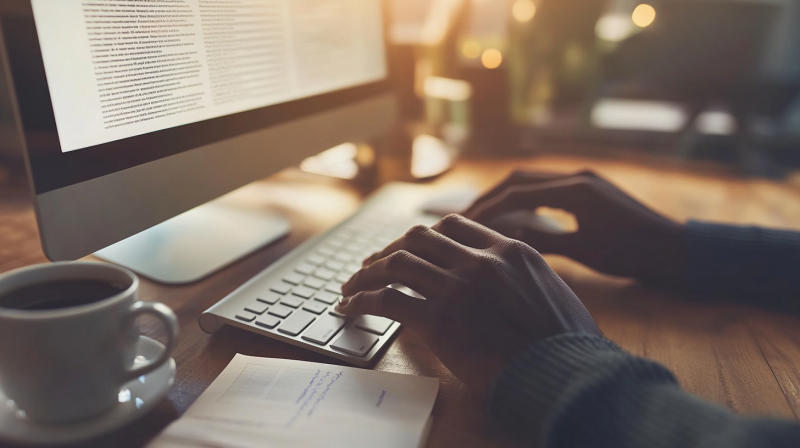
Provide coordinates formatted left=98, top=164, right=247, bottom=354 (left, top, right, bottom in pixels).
left=686, top=221, right=800, bottom=314
left=489, top=334, right=800, bottom=448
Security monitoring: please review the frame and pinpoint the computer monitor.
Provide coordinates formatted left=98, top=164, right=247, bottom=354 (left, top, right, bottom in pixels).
left=0, top=0, right=396, bottom=283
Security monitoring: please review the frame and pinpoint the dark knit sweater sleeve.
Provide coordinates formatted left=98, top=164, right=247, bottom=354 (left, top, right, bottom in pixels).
left=686, top=221, right=800, bottom=314
left=489, top=334, right=800, bottom=448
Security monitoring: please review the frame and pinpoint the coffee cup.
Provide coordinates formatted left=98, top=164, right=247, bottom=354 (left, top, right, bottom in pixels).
left=0, top=262, right=179, bottom=423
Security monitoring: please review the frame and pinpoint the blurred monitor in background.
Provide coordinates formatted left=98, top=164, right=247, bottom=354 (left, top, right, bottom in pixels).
left=1, top=0, right=394, bottom=283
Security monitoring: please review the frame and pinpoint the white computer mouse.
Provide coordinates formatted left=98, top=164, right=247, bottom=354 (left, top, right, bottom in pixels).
left=420, top=188, right=570, bottom=235
left=419, top=187, right=481, bottom=216
left=487, top=210, right=570, bottom=235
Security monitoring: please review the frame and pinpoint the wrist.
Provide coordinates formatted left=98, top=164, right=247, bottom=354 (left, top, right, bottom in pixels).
left=659, top=221, right=688, bottom=285
left=636, top=221, right=687, bottom=286
left=487, top=333, right=678, bottom=445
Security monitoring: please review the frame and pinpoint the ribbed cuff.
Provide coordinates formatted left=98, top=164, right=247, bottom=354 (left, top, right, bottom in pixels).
left=687, top=221, right=800, bottom=313
left=488, top=334, right=678, bottom=447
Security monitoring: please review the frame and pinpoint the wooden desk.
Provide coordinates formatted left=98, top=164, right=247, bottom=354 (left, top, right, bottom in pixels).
left=1, top=154, right=800, bottom=447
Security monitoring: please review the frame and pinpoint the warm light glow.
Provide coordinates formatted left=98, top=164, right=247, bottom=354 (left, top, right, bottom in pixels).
left=300, top=143, right=359, bottom=180
left=591, top=99, right=686, bottom=132
left=481, top=48, right=503, bottom=69
left=420, top=0, right=463, bottom=46
left=411, top=135, right=453, bottom=179
left=461, top=40, right=482, bottom=59
left=632, top=4, right=656, bottom=27
left=595, top=13, right=634, bottom=42
left=424, top=76, right=473, bottom=102
left=696, top=110, right=736, bottom=135
left=512, top=0, right=536, bottom=22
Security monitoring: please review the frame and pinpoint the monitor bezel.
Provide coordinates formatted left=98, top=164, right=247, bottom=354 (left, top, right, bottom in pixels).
left=1, top=1, right=392, bottom=195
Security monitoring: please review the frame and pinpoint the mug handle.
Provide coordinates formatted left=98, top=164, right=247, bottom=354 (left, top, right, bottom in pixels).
left=123, top=302, right=179, bottom=382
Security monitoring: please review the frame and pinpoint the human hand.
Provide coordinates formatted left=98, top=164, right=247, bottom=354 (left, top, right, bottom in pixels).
left=336, top=215, right=600, bottom=396
left=463, top=170, right=687, bottom=285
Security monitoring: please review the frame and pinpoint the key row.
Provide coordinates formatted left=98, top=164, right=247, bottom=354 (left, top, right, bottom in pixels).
left=235, top=306, right=388, bottom=357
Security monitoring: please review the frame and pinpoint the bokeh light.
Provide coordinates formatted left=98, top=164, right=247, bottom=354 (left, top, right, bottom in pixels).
left=461, top=40, right=482, bottom=59
left=595, top=13, right=634, bottom=42
left=632, top=4, right=656, bottom=27
left=481, top=48, right=503, bottom=69
left=512, top=0, right=537, bottom=23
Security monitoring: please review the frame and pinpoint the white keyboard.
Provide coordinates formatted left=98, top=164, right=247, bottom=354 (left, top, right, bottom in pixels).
left=199, top=183, right=440, bottom=366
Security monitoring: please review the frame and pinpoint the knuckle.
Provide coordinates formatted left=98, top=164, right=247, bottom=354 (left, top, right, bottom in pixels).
left=474, top=252, right=499, bottom=270
left=504, top=238, right=530, bottom=254
left=344, top=269, right=361, bottom=286
left=348, top=291, right=367, bottom=308
left=404, top=224, right=430, bottom=240
left=384, top=250, right=411, bottom=270
left=439, top=214, right=464, bottom=226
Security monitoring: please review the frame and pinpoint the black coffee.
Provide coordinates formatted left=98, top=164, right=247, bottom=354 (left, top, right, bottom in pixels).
left=0, top=279, right=126, bottom=311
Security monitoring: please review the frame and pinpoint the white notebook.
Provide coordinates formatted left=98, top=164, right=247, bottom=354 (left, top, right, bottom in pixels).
left=147, top=354, right=439, bottom=448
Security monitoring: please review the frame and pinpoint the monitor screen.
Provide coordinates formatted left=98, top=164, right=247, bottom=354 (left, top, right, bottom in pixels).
left=31, top=0, right=387, bottom=153
left=2, top=0, right=390, bottom=195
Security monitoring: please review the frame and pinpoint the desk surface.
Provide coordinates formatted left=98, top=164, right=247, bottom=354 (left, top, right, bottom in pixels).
left=2, top=153, right=800, bottom=447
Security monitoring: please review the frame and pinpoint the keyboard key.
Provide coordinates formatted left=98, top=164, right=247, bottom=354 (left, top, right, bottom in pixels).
left=235, top=312, right=256, bottom=322
left=244, top=302, right=268, bottom=315
left=255, top=315, right=280, bottom=329
left=268, top=304, right=294, bottom=319
left=302, top=314, right=346, bottom=345
left=270, top=282, right=292, bottom=294
left=326, top=237, right=348, bottom=248
left=295, top=263, right=316, bottom=275
left=281, top=295, right=304, bottom=308
left=325, top=282, right=343, bottom=294
left=306, top=255, right=326, bottom=265
left=342, top=263, right=361, bottom=275
left=329, top=310, right=346, bottom=318
left=291, top=285, right=316, bottom=299
left=278, top=311, right=316, bottom=336
left=303, top=277, right=326, bottom=289
left=333, top=252, right=352, bottom=263
left=313, top=268, right=336, bottom=281
left=355, top=315, right=394, bottom=335
left=342, top=242, right=367, bottom=254
left=257, top=292, right=281, bottom=305
left=324, top=260, right=345, bottom=271
left=283, top=272, right=305, bottom=285
left=354, top=250, right=375, bottom=260
left=314, top=290, right=340, bottom=305
left=302, top=301, right=328, bottom=315
left=335, top=272, right=352, bottom=284
left=331, top=328, right=379, bottom=357
left=316, top=247, right=334, bottom=257
left=353, top=236, right=372, bottom=246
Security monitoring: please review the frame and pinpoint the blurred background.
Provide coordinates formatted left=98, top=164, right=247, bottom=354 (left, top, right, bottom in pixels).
left=380, top=0, right=800, bottom=179
left=2, top=0, right=800, bottom=181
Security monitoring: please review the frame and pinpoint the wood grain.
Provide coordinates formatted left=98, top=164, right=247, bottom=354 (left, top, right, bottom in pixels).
left=0, top=153, right=799, bottom=447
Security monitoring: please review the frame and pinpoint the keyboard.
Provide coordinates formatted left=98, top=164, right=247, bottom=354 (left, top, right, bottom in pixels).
left=199, top=183, right=440, bottom=366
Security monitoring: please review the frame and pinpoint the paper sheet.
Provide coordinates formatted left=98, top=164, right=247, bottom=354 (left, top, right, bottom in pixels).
left=147, top=354, right=439, bottom=448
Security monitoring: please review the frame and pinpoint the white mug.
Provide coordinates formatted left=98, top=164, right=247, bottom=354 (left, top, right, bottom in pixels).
left=0, top=262, right=179, bottom=423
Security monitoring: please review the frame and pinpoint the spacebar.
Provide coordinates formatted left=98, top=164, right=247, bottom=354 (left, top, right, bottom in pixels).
left=331, top=328, right=379, bottom=357
left=302, top=314, right=346, bottom=345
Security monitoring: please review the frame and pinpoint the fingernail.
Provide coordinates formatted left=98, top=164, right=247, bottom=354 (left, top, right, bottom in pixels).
left=337, top=296, right=351, bottom=309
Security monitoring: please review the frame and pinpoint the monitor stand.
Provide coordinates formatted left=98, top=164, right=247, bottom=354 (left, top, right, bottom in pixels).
left=94, top=198, right=290, bottom=285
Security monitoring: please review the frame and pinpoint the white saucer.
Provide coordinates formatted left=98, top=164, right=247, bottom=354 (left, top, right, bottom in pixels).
left=0, top=336, right=176, bottom=446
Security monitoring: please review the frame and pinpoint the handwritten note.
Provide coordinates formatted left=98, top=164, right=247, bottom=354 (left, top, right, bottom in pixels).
left=147, top=355, right=439, bottom=448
